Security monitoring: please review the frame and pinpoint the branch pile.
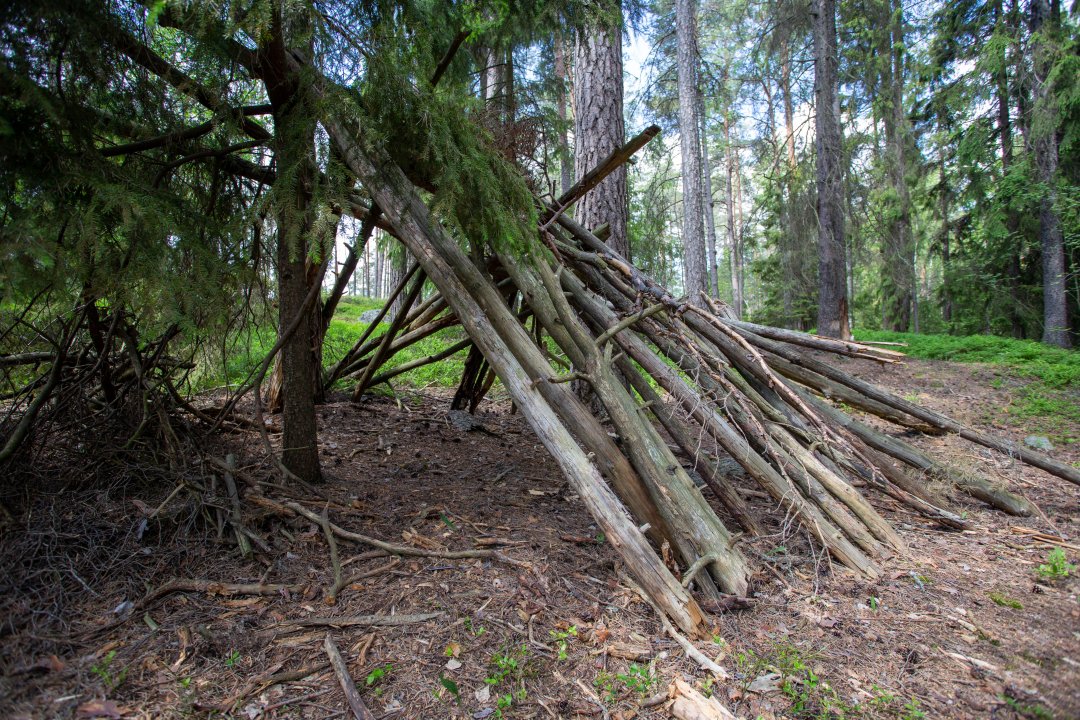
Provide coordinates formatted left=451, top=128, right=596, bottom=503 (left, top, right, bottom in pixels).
left=319, top=104, right=1078, bottom=636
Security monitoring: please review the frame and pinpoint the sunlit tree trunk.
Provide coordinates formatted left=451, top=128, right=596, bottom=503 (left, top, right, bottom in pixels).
left=555, top=35, right=573, bottom=197
left=813, top=0, right=850, bottom=338
left=698, top=84, right=720, bottom=298
left=573, top=19, right=629, bottom=259
left=676, top=0, right=708, bottom=303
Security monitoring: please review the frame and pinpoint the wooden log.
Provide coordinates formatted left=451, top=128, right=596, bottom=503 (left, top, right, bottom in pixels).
left=352, top=268, right=427, bottom=399
left=323, top=115, right=705, bottom=635
left=533, top=255, right=751, bottom=600
left=736, top=327, right=1080, bottom=487
left=560, top=264, right=878, bottom=578
left=717, top=366, right=904, bottom=550
left=618, top=359, right=763, bottom=536
left=539, top=125, right=660, bottom=230
left=800, top=390, right=1036, bottom=516
left=323, top=633, right=375, bottom=720
left=520, top=249, right=749, bottom=597
left=718, top=315, right=904, bottom=363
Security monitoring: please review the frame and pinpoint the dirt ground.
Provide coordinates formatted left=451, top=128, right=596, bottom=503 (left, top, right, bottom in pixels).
left=1, top=354, right=1078, bottom=719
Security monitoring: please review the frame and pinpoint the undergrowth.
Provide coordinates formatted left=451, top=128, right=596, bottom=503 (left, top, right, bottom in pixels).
left=195, top=295, right=472, bottom=393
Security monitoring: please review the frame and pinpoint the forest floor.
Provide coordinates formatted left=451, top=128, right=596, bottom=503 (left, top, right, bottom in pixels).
left=1, top=354, right=1078, bottom=719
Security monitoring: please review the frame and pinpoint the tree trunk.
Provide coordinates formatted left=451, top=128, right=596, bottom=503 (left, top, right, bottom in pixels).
left=555, top=35, right=573, bottom=197
left=881, top=0, right=914, bottom=333
left=1030, top=0, right=1071, bottom=348
left=732, top=144, right=745, bottom=317
left=780, top=36, right=802, bottom=329
left=573, top=20, right=630, bottom=260
left=676, top=0, right=708, bottom=303
left=724, top=117, right=739, bottom=313
left=265, top=9, right=321, bottom=484
left=698, top=85, right=720, bottom=298
left=813, top=0, right=850, bottom=339
left=938, top=150, right=953, bottom=324
left=995, top=0, right=1024, bottom=339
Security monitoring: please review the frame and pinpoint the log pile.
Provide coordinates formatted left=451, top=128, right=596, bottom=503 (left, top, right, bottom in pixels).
left=317, top=103, right=1079, bottom=637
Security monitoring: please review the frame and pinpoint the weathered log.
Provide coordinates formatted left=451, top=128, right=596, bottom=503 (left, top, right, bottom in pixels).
left=529, top=253, right=743, bottom=595
left=539, top=125, right=660, bottom=230
left=716, top=314, right=904, bottom=363
left=736, top=327, right=1080, bottom=487
left=800, top=390, right=1035, bottom=516
left=618, top=359, right=763, bottom=536
left=559, top=263, right=878, bottom=577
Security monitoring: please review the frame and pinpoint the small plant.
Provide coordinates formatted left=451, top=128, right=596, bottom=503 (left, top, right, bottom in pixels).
left=549, top=625, right=578, bottom=661
left=902, top=696, right=927, bottom=719
left=365, top=664, right=392, bottom=688
left=494, top=689, right=526, bottom=717
left=485, top=644, right=531, bottom=712
left=178, top=676, right=192, bottom=690
left=90, top=650, right=127, bottom=692
left=594, top=670, right=618, bottom=704
left=224, top=650, right=241, bottom=669
left=439, top=512, right=456, bottom=531
left=437, top=674, right=460, bottom=703
left=616, top=663, right=659, bottom=697
left=1037, top=547, right=1075, bottom=580
left=989, top=592, right=1023, bottom=609
left=868, top=596, right=880, bottom=611
left=464, top=617, right=486, bottom=637
left=701, top=676, right=715, bottom=698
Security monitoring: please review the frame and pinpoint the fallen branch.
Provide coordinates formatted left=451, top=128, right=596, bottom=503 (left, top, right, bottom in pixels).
left=283, top=613, right=443, bottom=628
left=324, top=633, right=376, bottom=720
left=141, top=578, right=299, bottom=607
left=320, top=504, right=344, bottom=604
left=283, top=500, right=528, bottom=566
left=326, top=559, right=400, bottom=604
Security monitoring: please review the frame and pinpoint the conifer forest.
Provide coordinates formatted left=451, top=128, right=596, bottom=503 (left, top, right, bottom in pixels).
left=1, top=1, right=1078, bottom=718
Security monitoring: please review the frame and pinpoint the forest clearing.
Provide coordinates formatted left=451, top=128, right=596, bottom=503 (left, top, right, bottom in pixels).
left=1, top=0, right=1078, bottom=718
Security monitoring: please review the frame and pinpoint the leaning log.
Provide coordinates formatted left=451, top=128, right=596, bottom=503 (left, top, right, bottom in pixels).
left=323, top=114, right=706, bottom=636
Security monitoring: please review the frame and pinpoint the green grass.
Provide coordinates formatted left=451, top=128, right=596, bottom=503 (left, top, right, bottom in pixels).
left=854, top=330, right=1079, bottom=438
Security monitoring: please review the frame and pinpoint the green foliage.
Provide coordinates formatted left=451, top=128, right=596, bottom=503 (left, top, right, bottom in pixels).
left=438, top=673, right=460, bottom=703
left=731, top=641, right=921, bottom=718
left=90, top=650, right=128, bottom=692
left=485, top=644, right=531, bottom=715
left=365, top=664, right=393, bottom=688
left=615, top=663, right=659, bottom=697
left=549, top=625, right=577, bottom=661
left=989, top=592, right=1024, bottom=609
left=1037, top=548, right=1075, bottom=580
